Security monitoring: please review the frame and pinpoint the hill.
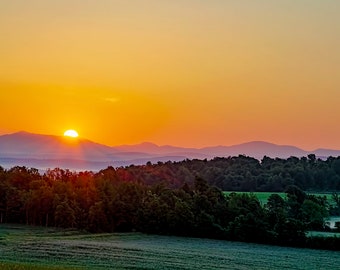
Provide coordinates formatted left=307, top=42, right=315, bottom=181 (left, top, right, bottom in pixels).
left=1, top=131, right=340, bottom=170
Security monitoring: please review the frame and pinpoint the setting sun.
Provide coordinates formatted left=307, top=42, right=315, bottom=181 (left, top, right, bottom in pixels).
left=64, top=130, right=79, bottom=138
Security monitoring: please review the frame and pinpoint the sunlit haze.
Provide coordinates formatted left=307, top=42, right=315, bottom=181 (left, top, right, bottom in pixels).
left=1, top=1, right=340, bottom=150
left=64, top=130, right=79, bottom=138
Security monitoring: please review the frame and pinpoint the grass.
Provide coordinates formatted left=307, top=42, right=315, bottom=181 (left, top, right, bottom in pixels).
left=224, top=191, right=286, bottom=204
left=0, top=262, right=81, bottom=270
left=224, top=191, right=334, bottom=205
left=1, top=224, right=340, bottom=269
left=307, top=231, right=340, bottom=238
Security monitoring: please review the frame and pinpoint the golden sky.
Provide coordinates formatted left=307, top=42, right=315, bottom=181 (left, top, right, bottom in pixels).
left=1, top=0, right=340, bottom=149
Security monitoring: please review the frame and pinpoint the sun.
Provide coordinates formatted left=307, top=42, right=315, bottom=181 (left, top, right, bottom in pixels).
left=64, top=129, right=79, bottom=138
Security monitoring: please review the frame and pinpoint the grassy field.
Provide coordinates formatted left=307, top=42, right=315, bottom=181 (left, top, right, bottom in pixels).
left=0, top=262, right=81, bottom=270
left=1, top=225, right=340, bottom=270
left=223, top=191, right=334, bottom=205
left=307, top=231, right=340, bottom=238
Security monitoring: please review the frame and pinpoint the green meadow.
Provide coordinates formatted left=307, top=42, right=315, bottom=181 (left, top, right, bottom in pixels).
left=223, top=191, right=334, bottom=205
left=1, top=224, right=340, bottom=270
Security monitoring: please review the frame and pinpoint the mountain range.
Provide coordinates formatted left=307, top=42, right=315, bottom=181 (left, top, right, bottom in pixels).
left=1, top=131, right=340, bottom=171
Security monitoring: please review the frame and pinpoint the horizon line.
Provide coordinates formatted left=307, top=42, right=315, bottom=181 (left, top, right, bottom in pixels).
left=1, top=130, right=340, bottom=152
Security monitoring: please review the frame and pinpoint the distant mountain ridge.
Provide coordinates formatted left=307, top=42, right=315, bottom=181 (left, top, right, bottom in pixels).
left=1, top=131, right=340, bottom=170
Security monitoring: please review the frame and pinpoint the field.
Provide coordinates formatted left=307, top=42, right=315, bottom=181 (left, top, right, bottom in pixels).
left=1, top=225, right=340, bottom=270
left=223, top=192, right=335, bottom=205
left=307, top=231, right=340, bottom=238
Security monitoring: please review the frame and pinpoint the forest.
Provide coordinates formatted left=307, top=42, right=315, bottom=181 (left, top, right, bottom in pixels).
left=1, top=154, right=340, bottom=250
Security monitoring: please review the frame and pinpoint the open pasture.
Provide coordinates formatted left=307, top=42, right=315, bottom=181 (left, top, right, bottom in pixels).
left=224, top=192, right=334, bottom=205
left=1, top=224, right=340, bottom=270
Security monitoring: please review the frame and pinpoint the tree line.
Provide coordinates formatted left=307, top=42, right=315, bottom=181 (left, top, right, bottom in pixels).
left=0, top=159, right=340, bottom=250
left=119, top=154, right=340, bottom=192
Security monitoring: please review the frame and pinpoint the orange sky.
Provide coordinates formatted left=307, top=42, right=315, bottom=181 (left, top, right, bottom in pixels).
left=1, top=1, right=340, bottom=150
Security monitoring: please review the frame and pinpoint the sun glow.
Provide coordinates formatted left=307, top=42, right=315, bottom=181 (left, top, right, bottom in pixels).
left=64, top=130, right=79, bottom=138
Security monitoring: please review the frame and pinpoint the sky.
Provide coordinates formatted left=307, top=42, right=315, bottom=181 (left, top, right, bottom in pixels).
left=1, top=0, right=340, bottom=150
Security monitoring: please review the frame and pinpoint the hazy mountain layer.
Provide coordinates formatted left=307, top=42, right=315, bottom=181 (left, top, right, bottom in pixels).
left=1, top=131, right=340, bottom=170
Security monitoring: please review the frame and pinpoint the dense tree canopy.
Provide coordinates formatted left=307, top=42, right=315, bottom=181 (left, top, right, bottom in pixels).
left=0, top=155, right=340, bottom=250
left=111, top=155, right=340, bottom=192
